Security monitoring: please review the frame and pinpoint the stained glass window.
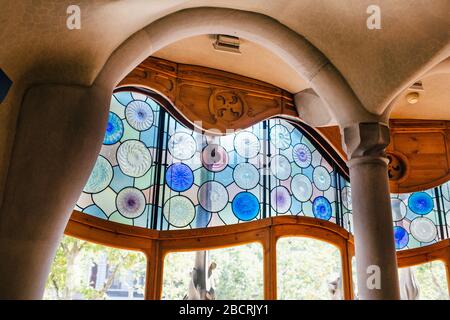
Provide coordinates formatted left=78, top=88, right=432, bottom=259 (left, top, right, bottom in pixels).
left=340, top=185, right=448, bottom=250
left=76, top=90, right=450, bottom=250
left=77, top=90, right=343, bottom=230
left=76, top=91, right=160, bottom=228
left=268, top=119, right=339, bottom=224
left=391, top=190, right=439, bottom=250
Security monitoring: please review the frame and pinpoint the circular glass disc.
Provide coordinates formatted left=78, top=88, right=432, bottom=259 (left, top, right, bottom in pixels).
left=234, top=131, right=260, bottom=158
left=291, top=174, right=313, bottom=202
left=164, top=196, right=195, bottom=228
left=202, top=144, right=228, bottom=172
left=313, top=196, right=332, bottom=220
left=292, top=143, right=312, bottom=168
left=271, top=186, right=291, bottom=213
left=270, top=124, right=291, bottom=149
left=198, top=181, right=229, bottom=212
left=232, top=192, right=260, bottom=221
left=168, top=132, right=197, bottom=160
left=410, top=217, right=437, bottom=243
left=83, top=156, right=113, bottom=193
left=341, top=186, right=352, bottom=210
left=166, top=163, right=194, bottom=192
left=103, top=112, right=124, bottom=145
left=270, top=154, right=291, bottom=180
left=233, top=163, right=260, bottom=190
left=394, top=226, right=409, bottom=249
left=391, top=198, right=407, bottom=222
left=408, top=192, right=434, bottom=215
left=116, top=187, right=146, bottom=218
left=117, top=140, right=152, bottom=177
left=313, top=166, right=331, bottom=191
left=125, top=100, right=154, bottom=131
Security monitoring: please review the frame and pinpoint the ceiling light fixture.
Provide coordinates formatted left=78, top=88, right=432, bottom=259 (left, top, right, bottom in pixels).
left=406, top=91, right=420, bottom=104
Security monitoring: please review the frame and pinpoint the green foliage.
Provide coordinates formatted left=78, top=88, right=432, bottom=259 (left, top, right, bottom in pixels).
left=47, top=236, right=449, bottom=301
left=162, top=243, right=264, bottom=300
left=412, top=261, right=448, bottom=300
left=161, top=251, right=195, bottom=300
left=211, top=243, right=264, bottom=300
left=44, top=236, right=146, bottom=300
left=277, top=237, right=341, bottom=300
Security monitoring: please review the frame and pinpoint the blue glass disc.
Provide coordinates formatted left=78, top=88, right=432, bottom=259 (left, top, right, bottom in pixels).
left=232, top=192, right=260, bottom=221
left=408, top=192, right=434, bottom=215
left=103, top=112, right=124, bottom=145
left=394, top=226, right=409, bottom=249
left=312, top=196, right=332, bottom=220
left=166, top=163, right=194, bottom=192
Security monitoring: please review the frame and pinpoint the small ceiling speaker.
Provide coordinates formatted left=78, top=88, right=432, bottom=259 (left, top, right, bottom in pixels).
left=0, top=68, right=12, bottom=104
left=406, top=91, right=420, bottom=104
left=213, top=35, right=241, bottom=54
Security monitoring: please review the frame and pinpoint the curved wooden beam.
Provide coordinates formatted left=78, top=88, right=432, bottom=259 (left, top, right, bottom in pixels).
left=117, top=57, right=297, bottom=134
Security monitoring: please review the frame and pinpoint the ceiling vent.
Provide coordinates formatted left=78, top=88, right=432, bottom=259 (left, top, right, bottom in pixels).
left=213, top=35, right=241, bottom=54
left=408, top=81, right=424, bottom=91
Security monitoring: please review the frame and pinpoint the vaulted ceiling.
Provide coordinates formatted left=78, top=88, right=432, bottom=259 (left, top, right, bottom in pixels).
left=0, top=0, right=449, bottom=121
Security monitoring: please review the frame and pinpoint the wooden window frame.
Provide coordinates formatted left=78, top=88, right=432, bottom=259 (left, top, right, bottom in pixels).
left=64, top=210, right=450, bottom=300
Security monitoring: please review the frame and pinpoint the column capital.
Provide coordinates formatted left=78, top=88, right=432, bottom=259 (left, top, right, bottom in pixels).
left=342, top=122, right=390, bottom=160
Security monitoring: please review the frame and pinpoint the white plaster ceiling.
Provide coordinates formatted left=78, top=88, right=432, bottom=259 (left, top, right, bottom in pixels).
left=0, top=0, right=449, bottom=123
left=153, top=35, right=309, bottom=93
left=391, top=73, right=450, bottom=120
left=154, top=35, right=450, bottom=120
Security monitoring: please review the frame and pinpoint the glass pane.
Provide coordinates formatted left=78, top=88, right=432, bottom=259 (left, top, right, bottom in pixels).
left=277, top=237, right=342, bottom=299
left=77, top=92, right=161, bottom=228
left=44, top=236, right=146, bottom=300
left=162, top=243, right=263, bottom=300
left=399, top=261, right=449, bottom=300
left=78, top=91, right=347, bottom=231
left=74, top=91, right=450, bottom=252
left=392, top=189, right=441, bottom=250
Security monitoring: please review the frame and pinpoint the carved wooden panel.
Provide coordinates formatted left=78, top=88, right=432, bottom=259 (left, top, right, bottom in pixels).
left=120, top=57, right=177, bottom=101
left=118, top=56, right=297, bottom=133
left=315, top=121, right=450, bottom=193
left=388, top=120, right=450, bottom=193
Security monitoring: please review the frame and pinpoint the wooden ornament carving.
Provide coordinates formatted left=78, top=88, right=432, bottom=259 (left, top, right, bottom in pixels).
left=209, top=90, right=246, bottom=124
left=387, top=151, right=406, bottom=181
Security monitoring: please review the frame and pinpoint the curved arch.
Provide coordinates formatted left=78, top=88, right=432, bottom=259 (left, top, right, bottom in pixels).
left=94, top=7, right=380, bottom=129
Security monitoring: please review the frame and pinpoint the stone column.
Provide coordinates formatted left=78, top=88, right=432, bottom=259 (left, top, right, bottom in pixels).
left=0, top=84, right=111, bottom=299
left=343, top=122, right=400, bottom=300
